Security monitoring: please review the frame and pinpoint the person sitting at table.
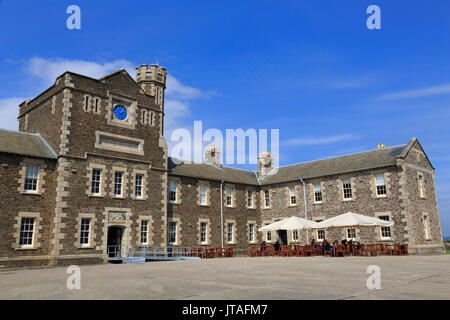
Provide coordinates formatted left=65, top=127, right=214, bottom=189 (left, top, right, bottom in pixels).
left=322, top=239, right=332, bottom=254
left=333, top=240, right=339, bottom=246
left=260, top=241, right=266, bottom=255
left=341, top=239, right=347, bottom=246
left=274, top=239, right=280, bottom=252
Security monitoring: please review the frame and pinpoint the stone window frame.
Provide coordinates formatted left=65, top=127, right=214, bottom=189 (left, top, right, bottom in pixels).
left=291, top=229, right=299, bottom=243
left=224, top=184, right=236, bottom=208
left=338, top=177, right=357, bottom=202
left=313, top=216, right=326, bottom=242
left=74, top=213, right=97, bottom=249
left=12, top=212, right=43, bottom=250
left=311, top=182, right=324, bottom=204
left=131, top=169, right=148, bottom=200
left=168, top=178, right=182, bottom=204
left=417, top=172, right=426, bottom=199
left=86, top=163, right=108, bottom=197
left=136, top=215, right=153, bottom=245
left=247, top=220, right=257, bottom=244
left=110, top=167, right=129, bottom=199
left=422, top=212, right=432, bottom=240
left=106, top=92, right=138, bottom=130
left=197, top=218, right=211, bottom=245
left=18, top=158, right=47, bottom=195
left=197, top=180, right=211, bottom=206
left=375, top=212, right=393, bottom=241
left=168, top=217, right=181, bottom=245
left=262, top=220, right=273, bottom=243
left=287, top=185, right=299, bottom=207
left=92, top=96, right=102, bottom=114
left=245, top=188, right=256, bottom=209
left=225, top=219, right=237, bottom=245
left=346, top=228, right=357, bottom=241
left=95, top=130, right=145, bottom=156
left=369, top=171, right=392, bottom=199
left=261, top=189, right=272, bottom=209
left=83, top=94, right=92, bottom=112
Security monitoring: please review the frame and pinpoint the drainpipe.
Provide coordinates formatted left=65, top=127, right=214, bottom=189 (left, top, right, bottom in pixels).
left=299, top=178, right=309, bottom=243
left=220, top=180, right=224, bottom=252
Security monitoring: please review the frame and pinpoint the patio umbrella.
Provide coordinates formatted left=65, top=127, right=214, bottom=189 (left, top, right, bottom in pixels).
left=312, top=211, right=394, bottom=229
left=258, top=216, right=319, bottom=232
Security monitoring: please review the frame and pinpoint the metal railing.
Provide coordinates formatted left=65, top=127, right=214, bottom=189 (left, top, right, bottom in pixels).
left=106, top=245, right=203, bottom=262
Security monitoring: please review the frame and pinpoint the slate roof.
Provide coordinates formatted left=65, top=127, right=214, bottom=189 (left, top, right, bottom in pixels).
left=168, top=145, right=408, bottom=186
left=0, top=129, right=57, bottom=159
left=168, top=158, right=259, bottom=185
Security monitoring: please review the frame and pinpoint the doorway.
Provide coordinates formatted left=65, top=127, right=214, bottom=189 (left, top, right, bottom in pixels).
left=277, top=230, right=288, bottom=245
left=107, top=226, right=124, bottom=258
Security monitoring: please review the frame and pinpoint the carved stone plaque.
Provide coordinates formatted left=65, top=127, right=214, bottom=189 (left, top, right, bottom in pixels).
left=108, top=211, right=126, bottom=224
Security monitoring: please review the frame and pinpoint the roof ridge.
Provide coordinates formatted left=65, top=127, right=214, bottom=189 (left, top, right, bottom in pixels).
left=0, top=128, right=39, bottom=137
left=278, top=144, right=407, bottom=169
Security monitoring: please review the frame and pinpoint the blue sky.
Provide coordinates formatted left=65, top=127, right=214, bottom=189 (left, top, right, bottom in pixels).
left=0, top=0, right=449, bottom=236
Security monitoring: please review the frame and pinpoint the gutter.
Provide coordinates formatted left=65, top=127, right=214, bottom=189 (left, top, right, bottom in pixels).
left=299, top=178, right=309, bottom=243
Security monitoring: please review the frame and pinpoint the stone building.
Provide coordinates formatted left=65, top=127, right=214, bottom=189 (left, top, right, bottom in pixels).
left=0, top=64, right=445, bottom=267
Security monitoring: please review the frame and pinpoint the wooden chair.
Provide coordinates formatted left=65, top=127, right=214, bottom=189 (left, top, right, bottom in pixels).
left=401, top=244, right=408, bottom=255
left=314, top=245, right=322, bottom=256
left=204, top=247, right=215, bottom=258
left=248, top=246, right=259, bottom=257
left=224, top=246, right=233, bottom=257
left=393, top=243, right=402, bottom=256
left=335, top=244, right=346, bottom=257
left=279, top=245, right=291, bottom=257
left=216, top=247, right=223, bottom=257
left=264, top=245, right=275, bottom=256
left=354, top=244, right=364, bottom=256
left=303, top=245, right=314, bottom=257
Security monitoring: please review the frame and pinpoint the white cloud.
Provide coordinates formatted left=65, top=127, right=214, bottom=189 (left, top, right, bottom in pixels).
left=0, top=97, right=24, bottom=131
left=26, top=57, right=136, bottom=85
left=379, top=83, right=450, bottom=100
left=284, top=134, right=358, bottom=146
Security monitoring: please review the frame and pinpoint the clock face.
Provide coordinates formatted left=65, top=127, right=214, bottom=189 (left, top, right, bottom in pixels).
left=113, top=105, right=127, bottom=120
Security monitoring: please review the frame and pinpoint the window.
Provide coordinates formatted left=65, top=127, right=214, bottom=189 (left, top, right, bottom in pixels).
left=289, top=187, right=296, bottom=205
left=227, top=223, right=234, bottom=243
left=200, top=222, right=207, bottom=244
left=343, top=179, right=352, bottom=199
left=168, top=221, right=177, bottom=244
left=292, top=229, right=299, bottom=241
left=150, top=112, right=154, bottom=126
left=379, top=216, right=391, bottom=239
left=247, top=190, right=253, bottom=208
left=94, top=98, right=99, bottom=113
left=80, top=218, right=90, bottom=246
left=169, top=181, right=177, bottom=202
left=200, top=185, right=207, bottom=205
left=142, top=110, right=146, bottom=124
left=24, top=164, right=39, bottom=192
left=264, top=190, right=270, bottom=207
left=266, top=231, right=272, bottom=242
left=114, top=172, right=123, bottom=196
left=91, top=169, right=101, bottom=195
left=418, top=174, right=425, bottom=198
left=347, top=228, right=356, bottom=240
left=314, top=183, right=322, bottom=202
left=226, top=188, right=233, bottom=206
left=85, top=96, right=89, bottom=111
left=375, top=174, right=387, bottom=196
left=19, top=217, right=35, bottom=247
left=423, top=215, right=431, bottom=240
left=249, top=223, right=255, bottom=242
left=317, top=229, right=325, bottom=241
left=141, top=220, right=148, bottom=244
left=135, top=174, right=143, bottom=198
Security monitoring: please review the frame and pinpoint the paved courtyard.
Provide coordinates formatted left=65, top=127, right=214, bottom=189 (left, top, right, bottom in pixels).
left=0, top=255, right=449, bottom=300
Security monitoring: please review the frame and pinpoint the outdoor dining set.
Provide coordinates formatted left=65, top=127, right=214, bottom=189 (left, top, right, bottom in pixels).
left=247, top=243, right=408, bottom=257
